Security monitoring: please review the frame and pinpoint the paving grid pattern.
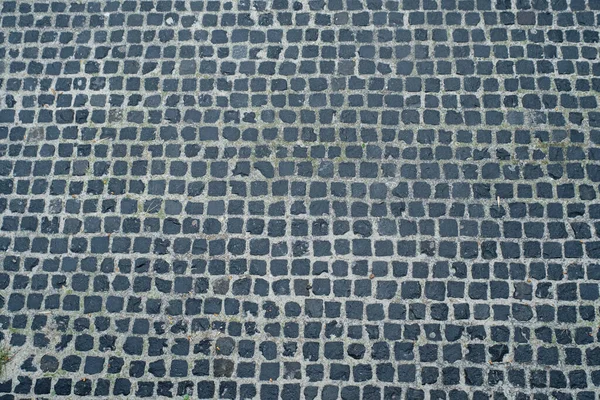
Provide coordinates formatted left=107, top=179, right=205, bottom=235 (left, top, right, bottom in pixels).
left=1, top=0, right=600, bottom=398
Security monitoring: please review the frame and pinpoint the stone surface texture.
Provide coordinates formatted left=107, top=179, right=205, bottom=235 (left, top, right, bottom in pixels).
left=1, top=0, right=600, bottom=399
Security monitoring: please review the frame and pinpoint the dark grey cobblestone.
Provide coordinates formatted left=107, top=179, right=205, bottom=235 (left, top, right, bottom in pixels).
left=1, top=0, right=600, bottom=398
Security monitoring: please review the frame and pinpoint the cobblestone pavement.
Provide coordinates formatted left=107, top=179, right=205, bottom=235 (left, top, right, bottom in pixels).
left=1, top=0, right=600, bottom=399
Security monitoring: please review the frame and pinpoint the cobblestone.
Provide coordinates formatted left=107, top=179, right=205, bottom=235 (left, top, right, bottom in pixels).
left=1, top=0, right=600, bottom=399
